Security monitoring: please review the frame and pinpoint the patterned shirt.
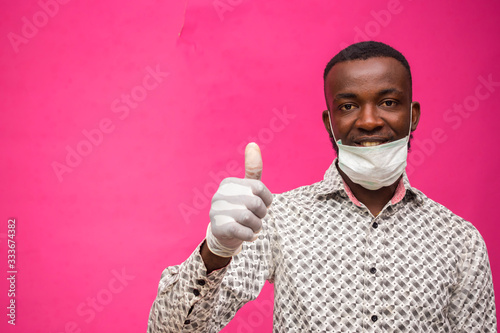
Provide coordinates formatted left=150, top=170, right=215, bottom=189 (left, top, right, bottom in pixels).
left=148, top=160, right=497, bottom=332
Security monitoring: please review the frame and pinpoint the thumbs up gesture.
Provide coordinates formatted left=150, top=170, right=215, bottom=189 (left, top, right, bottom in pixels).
left=206, top=143, right=273, bottom=258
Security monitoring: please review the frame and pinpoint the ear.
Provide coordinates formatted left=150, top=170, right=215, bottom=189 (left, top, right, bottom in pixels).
left=322, top=110, right=333, bottom=136
left=410, top=102, right=421, bottom=132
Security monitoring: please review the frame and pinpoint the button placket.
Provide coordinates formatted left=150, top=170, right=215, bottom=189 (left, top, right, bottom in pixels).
left=364, top=213, right=385, bottom=325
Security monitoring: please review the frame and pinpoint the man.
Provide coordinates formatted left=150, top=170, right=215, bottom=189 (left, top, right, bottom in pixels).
left=148, top=41, right=497, bottom=332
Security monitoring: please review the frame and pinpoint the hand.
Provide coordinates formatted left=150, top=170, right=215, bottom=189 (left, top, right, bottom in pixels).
left=206, top=142, right=273, bottom=257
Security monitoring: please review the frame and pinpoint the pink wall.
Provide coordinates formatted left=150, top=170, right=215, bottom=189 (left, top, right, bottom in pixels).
left=1, top=0, right=499, bottom=331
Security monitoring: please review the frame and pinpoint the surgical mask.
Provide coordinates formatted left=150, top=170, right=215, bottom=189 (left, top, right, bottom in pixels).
left=327, top=105, right=412, bottom=190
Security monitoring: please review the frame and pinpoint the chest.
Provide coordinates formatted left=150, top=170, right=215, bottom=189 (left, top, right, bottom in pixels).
left=271, top=201, right=458, bottom=330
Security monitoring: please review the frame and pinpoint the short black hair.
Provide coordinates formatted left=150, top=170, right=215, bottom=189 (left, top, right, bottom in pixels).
left=323, top=41, right=412, bottom=86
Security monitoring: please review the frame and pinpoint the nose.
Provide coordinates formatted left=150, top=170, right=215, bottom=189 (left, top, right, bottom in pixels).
left=355, top=105, right=384, bottom=132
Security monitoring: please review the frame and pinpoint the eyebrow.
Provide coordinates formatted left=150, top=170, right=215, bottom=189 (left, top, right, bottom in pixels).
left=333, top=88, right=404, bottom=101
left=377, top=88, right=404, bottom=97
left=333, top=93, right=357, bottom=101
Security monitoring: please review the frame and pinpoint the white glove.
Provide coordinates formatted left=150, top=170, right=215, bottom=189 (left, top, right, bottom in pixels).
left=206, top=143, right=273, bottom=257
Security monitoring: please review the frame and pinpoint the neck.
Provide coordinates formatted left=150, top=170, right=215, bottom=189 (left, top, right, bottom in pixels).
left=336, top=161, right=401, bottom=216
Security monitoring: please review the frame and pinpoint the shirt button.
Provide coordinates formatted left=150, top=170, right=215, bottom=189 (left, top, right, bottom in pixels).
left=197, top=279, right=206, bottom=286
left=193, top=289, right=200, bottom=296
left=184, top=320, right=191, bottom=325
left=371, top=315, right=378, bottom=322
left=370, top=267, right=377, bottom=274
left=372, top=222, right=378, bottom=229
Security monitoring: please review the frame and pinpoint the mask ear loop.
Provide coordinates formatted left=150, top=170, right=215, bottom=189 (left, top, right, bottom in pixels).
left=406, top=104, right=413, bottom=142
left=327, top=110, right=339, bottom=144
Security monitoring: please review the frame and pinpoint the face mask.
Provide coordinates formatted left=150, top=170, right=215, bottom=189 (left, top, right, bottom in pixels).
left=328, top=105, right=412, bottom=190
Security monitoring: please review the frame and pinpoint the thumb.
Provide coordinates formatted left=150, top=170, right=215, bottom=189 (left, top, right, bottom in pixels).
left=244, top=142, right=263, bottom=180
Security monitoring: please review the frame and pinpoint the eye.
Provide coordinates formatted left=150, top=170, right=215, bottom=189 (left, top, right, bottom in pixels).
left=339, top=103, right=356, bottom=111
left=381, top=100, right=397, bottom=107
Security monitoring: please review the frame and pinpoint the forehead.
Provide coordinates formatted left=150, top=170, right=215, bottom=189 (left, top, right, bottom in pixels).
left=325, top=57, right=411, bottom=99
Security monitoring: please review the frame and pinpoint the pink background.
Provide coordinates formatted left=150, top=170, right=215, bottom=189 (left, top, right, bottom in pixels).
left=1, top=0, right=499, bottom=331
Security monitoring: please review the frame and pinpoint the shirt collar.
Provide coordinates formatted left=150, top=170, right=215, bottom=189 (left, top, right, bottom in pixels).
left=316, top=158, right=424, bottom=205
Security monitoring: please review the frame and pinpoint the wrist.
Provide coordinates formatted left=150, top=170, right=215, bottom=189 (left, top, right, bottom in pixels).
left=205, top=223, right=242, bottom=258
left=200, top=240, right=232, bottom=274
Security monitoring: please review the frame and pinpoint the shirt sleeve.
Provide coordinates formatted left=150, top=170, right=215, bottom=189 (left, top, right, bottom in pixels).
left=447, top=226, right=497, bottom=332
left=147, top=219, right=275, bottom=333
left=147, top=240, right=227, bottom=332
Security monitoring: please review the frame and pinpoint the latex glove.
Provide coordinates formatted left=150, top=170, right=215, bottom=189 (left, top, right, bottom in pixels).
left=206, top=142, right=273, bottom=257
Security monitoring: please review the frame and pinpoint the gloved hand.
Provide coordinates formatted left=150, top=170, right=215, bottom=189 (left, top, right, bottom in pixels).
left=206, top=142, right=273, bottom=257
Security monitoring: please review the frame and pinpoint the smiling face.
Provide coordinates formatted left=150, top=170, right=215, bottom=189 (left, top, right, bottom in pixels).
left=322, top=57, right=420, bottom=148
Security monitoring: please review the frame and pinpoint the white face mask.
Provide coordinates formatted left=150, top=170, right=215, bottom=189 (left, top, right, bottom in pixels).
left=328, top=105, right=412, bottom=190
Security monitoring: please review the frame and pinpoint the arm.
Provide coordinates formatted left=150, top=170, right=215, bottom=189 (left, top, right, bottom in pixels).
left=148, top=143, right=274, bottom=332
left=448, top=227, right=497, bottom=332
left=147, top=228, right=274, bottom=332
left=147, top=241, right=232, bottom=333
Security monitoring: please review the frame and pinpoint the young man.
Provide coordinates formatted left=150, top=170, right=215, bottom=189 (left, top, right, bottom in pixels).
left=148, top=41, right=496, bottom=332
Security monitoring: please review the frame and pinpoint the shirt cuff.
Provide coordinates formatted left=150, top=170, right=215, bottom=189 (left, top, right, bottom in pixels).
left=181, top=241, right=229, bottom=305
